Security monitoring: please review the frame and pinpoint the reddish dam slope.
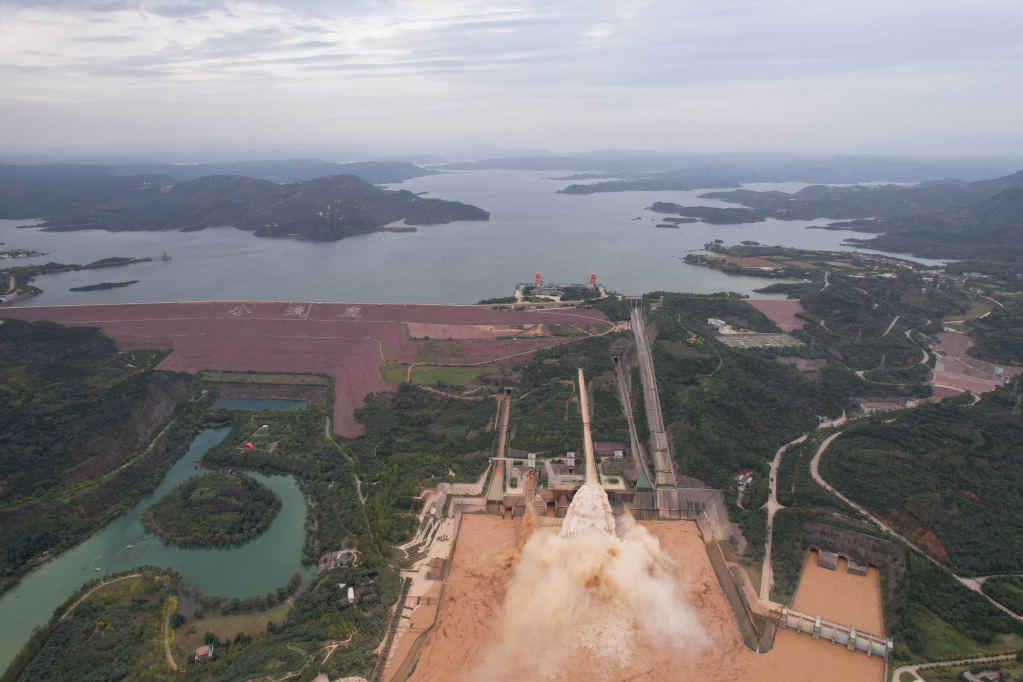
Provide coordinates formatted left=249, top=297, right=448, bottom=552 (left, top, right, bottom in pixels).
left=0, top=301, right=610, bottom=436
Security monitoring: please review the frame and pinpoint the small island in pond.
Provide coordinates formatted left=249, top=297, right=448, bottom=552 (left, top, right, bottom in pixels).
left=142, top=472, right=281, bottom=547
left=69, top=280, right=139, bottom=292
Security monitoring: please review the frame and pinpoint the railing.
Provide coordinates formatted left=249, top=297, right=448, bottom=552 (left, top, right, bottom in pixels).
left=769, top=606, right=893, bottom=659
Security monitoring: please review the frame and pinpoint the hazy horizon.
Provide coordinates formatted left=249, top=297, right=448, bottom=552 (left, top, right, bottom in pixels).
left=2, top=0, right=1022, bottom=156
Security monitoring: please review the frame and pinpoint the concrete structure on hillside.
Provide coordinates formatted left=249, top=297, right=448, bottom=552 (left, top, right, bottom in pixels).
left=858, top=399, right=907, bottom=414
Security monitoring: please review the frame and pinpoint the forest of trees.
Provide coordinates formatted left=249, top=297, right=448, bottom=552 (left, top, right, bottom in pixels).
left=820, top=389, right=1023, bottom=575
left=352, top=385, right=493, bottom=545
left=142, top=473, right=281, bottom=548
left=0, top=319, right=208, bottom=597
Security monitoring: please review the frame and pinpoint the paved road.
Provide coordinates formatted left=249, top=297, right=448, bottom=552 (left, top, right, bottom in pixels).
left=883, top=314, right=901, bottom=336
left=760, top=434, right=807, bottom=601
left=630, top=305, right=676, bottom=487
left=906, top=322, right=931, bottom=364
left=163, top=588, right=177, bottom=671
left=61, top=573, right=141, bottom=620
left=892, top=653, right=1016, bottom=682
left=810, top=431, right=1023, bottom=622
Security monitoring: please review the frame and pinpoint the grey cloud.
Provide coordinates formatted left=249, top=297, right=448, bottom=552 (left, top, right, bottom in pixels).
left=91, top=0, right=139, bottom=11
left=74, top=35, right=136, bottom=42
left=149, top=3, right=213, bottom=17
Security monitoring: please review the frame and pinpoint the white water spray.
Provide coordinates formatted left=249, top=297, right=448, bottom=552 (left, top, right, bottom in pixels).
left=474, top=370, right=706, bottom=681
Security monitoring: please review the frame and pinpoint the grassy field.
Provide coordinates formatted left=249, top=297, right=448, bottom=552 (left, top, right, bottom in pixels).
left=911, top=606, right=1023, bottom=661
left=380, top=364, right=496, bottom=385
left=199, top=371, right=330, bottom=386
left=541, top=323, right=587, bottom=337
left=175, top=601, right=293, bottom=658
left=942, top=294, right=997, bottom=322
left=416, top=341, right=464, bottom=362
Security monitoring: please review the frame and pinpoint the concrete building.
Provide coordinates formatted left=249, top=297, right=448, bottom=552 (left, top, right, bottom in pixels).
left=858, top=400, right=905, bottom=414
left=594, top=441, right=627, bottom=457
left=817, top=551, right=839, bottom=570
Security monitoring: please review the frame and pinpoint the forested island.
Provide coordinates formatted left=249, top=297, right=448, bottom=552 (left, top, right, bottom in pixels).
left=0, top=165, right=489, bottom=242
left=69, top=280, right=138, bottom=292
left=142, top=473, right=281, bottom=547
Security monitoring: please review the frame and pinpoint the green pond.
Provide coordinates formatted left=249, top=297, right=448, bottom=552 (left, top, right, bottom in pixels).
left=0, top=403, right=315, bottom=673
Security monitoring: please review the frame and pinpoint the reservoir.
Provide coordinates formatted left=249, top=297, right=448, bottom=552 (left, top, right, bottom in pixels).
left=1, top=172, right=947, bottom=308
left=0, top=400, right=315, bottom=673
left=211, top=397, right=308, bottom=411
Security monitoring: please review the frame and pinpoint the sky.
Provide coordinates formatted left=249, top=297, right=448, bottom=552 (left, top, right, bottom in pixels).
left=1, top=0, right=1022, bottom=156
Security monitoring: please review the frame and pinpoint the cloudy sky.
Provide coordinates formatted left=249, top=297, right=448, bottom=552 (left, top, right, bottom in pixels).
left=1, top=0, right=1021, bottom=155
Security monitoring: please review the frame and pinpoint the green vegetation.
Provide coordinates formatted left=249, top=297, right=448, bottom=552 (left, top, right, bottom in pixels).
left=0, top=167, right=489, bottom=242
left=889, top=552, right=1023, bottom=660
left=5, top=559, right=403, bottom=682
left=200, top=409, right=368, bottom=564
left=351, top=385, right=492, bottom=546
left=415, top=341, right=463, bottom=362
left=983, top=576, right=1023, bottom=617
left=510, top=382, right=583, bottom=453
left=587, top=296, right=630, bottom=322
left=9, top=571, right=174, bottom=682
left=590, top=388, right=629, bottom=444
left=68, top=280, right=138, bottom=292
left=558, top=286, right=601, bottom=301
left=821, top=390, right=1023, bottom=575
left=0, top=319, right=200, bottom=597
left=968, top=306, right=1023, bottom=366
left=142, top=473, right=281, bottom=547
left=477, top=296, right=516, bottom=304
left=699, top=174, right=1023, bottom=260
left=197, top=371, right=330, bottom=387
left=379, top=364, right=496, bottom=385
left=543, top=322, right=588, bottom=336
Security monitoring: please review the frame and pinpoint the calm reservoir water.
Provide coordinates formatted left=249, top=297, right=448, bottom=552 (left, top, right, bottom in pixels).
left=0, top=401, right=315, bottom=672
left=211, top=398, right=307, bottom=411
left=1, top=171, right=947, bottom=307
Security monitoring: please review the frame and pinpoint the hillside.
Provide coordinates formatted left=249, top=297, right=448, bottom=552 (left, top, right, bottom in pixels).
left=0, top=319, right=201, bottom=596
left=0, top=169, right=489, bottom=241
left=0, top=160, right=438, bottom=186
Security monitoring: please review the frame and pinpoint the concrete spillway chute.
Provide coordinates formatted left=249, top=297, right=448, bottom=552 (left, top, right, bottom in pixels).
left=577, top=367, right=598, bottom=486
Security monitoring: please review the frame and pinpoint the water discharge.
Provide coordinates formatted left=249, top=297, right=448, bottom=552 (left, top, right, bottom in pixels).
left=472, top=370, right=706, bottom=681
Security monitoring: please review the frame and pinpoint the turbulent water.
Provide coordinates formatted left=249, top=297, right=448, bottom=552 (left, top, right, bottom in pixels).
left=559, top=483, right=616, bottom=537
left=477, top=483, right=705, bottom=681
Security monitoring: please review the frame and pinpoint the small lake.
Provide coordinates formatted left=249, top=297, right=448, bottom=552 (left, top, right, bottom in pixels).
left=212, top=398, right=308, bottom=411
left=0, top=399, right=315, bottom=673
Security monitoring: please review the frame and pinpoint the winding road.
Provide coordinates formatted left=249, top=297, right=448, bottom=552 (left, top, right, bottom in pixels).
left=809, top=430, right=1023, bottom=623
left=760, top=434, right=806, bottom=601
left=892, top=653, right=1016, bottom=682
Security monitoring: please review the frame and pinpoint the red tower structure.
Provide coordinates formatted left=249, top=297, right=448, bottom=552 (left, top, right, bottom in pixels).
left=590, top=273, right=597, bottom=287
left=535, top=273, right=542, bottom=286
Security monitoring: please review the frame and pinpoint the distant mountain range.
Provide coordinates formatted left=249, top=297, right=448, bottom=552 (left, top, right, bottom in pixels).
left=0, top=164, right=489, bottom=241
left=442, top=154, right=1017, bottom=184
left=0, top=160, right=439, bottom=186
left=651, top=171, right=1023, bottom=259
